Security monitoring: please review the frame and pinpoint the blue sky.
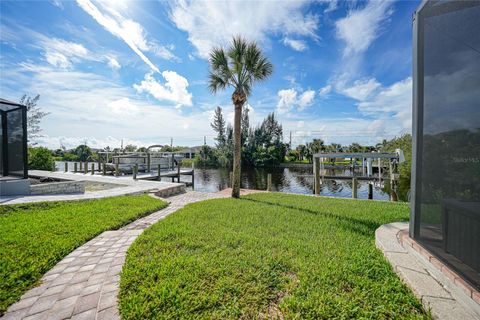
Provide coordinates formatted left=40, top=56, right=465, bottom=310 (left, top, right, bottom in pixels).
left=0, top=0, right=419, bottom=149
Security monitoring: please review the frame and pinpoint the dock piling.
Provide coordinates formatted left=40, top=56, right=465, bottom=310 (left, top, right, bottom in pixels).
left=313, top=157, right=321, bottom=195
left=64, top=162, right=68, bottom=172
left=368, top=183, right=373, bottom=200
left=352, top=178, right=358, bottom=198
left=177, top=162, right=181, bottom=182
left=133, top=164, right=138, bottom=180
left=102, top=162, right=106, bottom=175
left=84, top=162, right=88, bottom=174
left=157, top=164, right=161, bottom=181
left=267, top=173, right=272, bottom=191
left=91, top=163, right=95, bottom=175
left=74, top=162, right=78, bottom=173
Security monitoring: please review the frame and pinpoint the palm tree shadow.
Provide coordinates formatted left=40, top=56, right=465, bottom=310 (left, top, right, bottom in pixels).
left=239, top=197, right=389, bottom=238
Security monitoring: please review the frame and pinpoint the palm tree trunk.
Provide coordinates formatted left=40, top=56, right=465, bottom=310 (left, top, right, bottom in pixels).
left=232, top=102, right=243, bottom=198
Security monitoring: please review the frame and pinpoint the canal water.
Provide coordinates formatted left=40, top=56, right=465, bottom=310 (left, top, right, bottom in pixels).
left=185, top=166, right=392, bottom=201
left=54, top=162, right=392, bottom=200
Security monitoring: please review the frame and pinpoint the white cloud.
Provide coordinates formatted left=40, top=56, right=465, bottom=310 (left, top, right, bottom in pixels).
left=42, top=38, right=89, bottom=69
left=319, top=84, right=332, bottom=96
left=150, top=42, right=180, bottom=61
left=283, top=37, right=308, bottom=52
left=338, top=78, right=381, bottom=101
left=133, top=72, right=193, bottom=107
left=169, top=1, right=318, bottom=58
left=277, top=89, right=298, bottom=114
left=335, top=0, right=393, bottom=56
left=106, top=56, right=121, bottom=70
left=1, top=63, right=211, bottom=148
left=76, top=0, right=160, bottom=72
left=51, top=0, right=63, bottom=8
left=277, top=88, right=315, bottom=113
left=298, top=90, right=316, bottom=110
left=323, top=0, right=338, bottom=13
left=357, top=77, right=412, bottom=131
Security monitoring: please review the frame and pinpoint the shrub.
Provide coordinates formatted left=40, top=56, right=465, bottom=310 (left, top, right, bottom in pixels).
left=28, top=147, right=54, bottom=170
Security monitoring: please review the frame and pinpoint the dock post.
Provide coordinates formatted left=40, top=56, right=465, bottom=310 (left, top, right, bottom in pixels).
left=191, top=168, right=195, bottom=190
left=147, top=154, right=151, bottom=173
left=133, top=164, right=138, bottom=180
left=352, top=178, right=358, bottom=199
left=158, top=164, right=161, bottom=181
left=84, top=162, right=88, bottom=174
left=102, top=162, right=106, bottom=175
left=79, top=162, right=83, bottom=171
left=115, top=162, right=119, bottom=177
left=52, top=162, right=56, bottom=172
left=64, top=162, right=68, bottom=172
left=368, top=183, right=373, bottom=200
left=314, top=157, right=321, bottom=195
left=91, top=163, right=95, bottom=175
left=98, top=160, right=101, bottom=172
left=378, top=158, right=382, bottom=183
left=367, top=158, right=372, bottom=177
left=267, top=173, right=272, bottom=191
left=74, top=162, right=78, bottom=173
left=177, top=162, right=181, bottom=183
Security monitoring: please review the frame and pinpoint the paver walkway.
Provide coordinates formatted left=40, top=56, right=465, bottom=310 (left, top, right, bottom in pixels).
left=2, top=191, right=226, bottom=320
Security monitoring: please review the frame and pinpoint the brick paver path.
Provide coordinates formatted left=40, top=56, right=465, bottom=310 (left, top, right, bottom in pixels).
left=2, top=191, right=226, bottom=320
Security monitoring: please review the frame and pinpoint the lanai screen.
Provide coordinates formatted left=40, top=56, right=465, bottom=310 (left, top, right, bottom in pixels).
left=411, top=0, right=480, bottom=289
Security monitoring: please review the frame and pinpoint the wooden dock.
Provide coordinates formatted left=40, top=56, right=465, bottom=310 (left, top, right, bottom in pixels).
left=137, top=168, right=195, bottom=186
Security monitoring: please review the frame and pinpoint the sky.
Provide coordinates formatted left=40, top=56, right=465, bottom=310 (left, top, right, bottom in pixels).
left=0, top=0, right=419, bottom=149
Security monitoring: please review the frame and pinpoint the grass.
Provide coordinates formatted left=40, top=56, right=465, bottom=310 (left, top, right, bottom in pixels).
left=0, top=195, right=167, bottom=314
left=120, top=193, right=429, bottom=319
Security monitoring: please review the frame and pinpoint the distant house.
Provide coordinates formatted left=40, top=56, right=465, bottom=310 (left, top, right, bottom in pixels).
left=0, top=98, right=29, bottom=196
left=410, top=1, right=480, bottom=291
left=177, top=146, right=203, bottom=159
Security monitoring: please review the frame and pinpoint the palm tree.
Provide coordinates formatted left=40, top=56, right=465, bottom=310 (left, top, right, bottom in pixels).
left=208, top=36, right=273, bottom=198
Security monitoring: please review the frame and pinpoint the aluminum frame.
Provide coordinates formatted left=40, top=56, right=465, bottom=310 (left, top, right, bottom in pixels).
left=0, top=99, right=28, bottom=180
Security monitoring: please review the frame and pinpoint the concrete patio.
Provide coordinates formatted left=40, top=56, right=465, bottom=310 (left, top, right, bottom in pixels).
left=1, top=170, right=185, bottom=205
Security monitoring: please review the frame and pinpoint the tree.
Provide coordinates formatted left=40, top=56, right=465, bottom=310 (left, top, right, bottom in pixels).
left=210, top=106, right=226, bottom=147
left=296, top=144, right=307, bottom=161
left=19, top=94, right=49, bottom=145
left=306, top=139, right=325, bottom=163
left=348, top=142, right=362, bottom=153
left=241, top=105, right=250, bottom=146
left=74, top=144, right=92, bottom=162
left=208, top=36, right=273, bottom=198
left=124, top=144, right=137, bottom=152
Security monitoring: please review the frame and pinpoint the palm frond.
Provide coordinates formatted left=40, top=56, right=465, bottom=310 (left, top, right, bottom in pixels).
left=208, top=73, right=228, bottom=94
left=207, top=35, right=273, bottom=96
left=253, top=57, right=273, bottom=81
left=209, top=47, right=229, bottom=72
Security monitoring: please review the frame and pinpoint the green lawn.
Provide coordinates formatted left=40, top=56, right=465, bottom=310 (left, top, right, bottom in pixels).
left=120, top=193, right=429, bottom=319
left=0, top=195, right=167, bottom=314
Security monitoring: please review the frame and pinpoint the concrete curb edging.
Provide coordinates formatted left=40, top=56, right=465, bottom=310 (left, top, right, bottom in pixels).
left=375, top=222, right=480, bottom=320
